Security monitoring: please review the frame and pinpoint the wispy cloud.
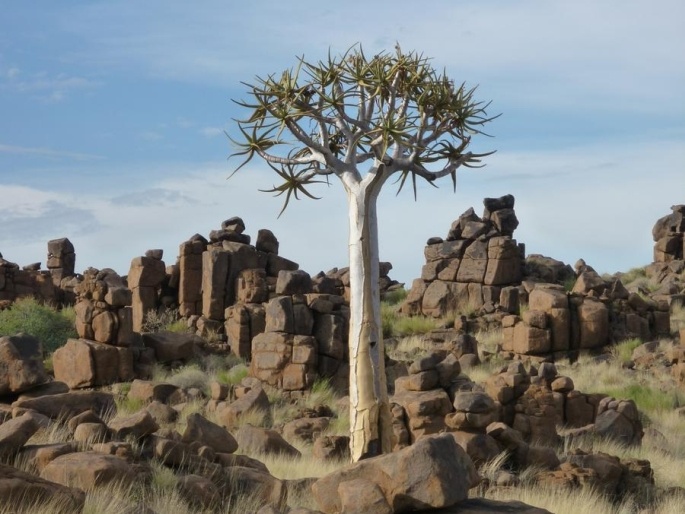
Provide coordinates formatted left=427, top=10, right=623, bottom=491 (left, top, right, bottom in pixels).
left=0, top=67, right=101, bottom=102
left=0, top=143, right=105, bottom=161
left=200, top=127, right=223, bottom=138
left=138, top=131, right=164, bottom=142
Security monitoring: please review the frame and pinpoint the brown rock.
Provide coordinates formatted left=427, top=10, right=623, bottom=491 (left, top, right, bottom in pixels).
left=0, top=462, right=85, bottom=512
left=0, top=413, right=39, bottom=458
left=12, top=391, right=116, bottom=419
left=141, top=331, right=199, bottom=362
left=283, top=417, right=330, bottom=444
left=0, top=334, right=49, bottom=395
left=312, top=433, right=477, bottom=514
left=215, top=387, right=270, bottom=428
left=177, top=474, right=221, bottom=509
left=313, top=435, right=350, bottom=461
left=182, top=413, right=238, bottom=454
left=53, top=338, right=120, bottom=388
left=235, top=425, right=301, bottom=458
left=108, top=410, right=159, bottom=440
left=41, top=451, right=135, bottom=490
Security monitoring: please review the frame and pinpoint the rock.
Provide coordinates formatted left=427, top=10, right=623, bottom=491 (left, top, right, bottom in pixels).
left=283, top=417, right=330, bottom=444
left=0, top=413, right=39, bottom=458
left=235, top=425, right=301, bottom=458
left=108, top=410, right=159, bottom=440
left=313, top=435, right=350, bottom=461
left=52, top=338, right=121, bottom=388
left=276, top=269, right=312, bottom=295
left=128, top=379, right=179, bottom=403
left=312, top=433, right=478, bottom=514
left=41, top=451, right=135, bottom=490
left=18, top=442, right=78, bottom=472
left=146, top=400, right=178, bottom=424
left=177, top=474, right=222, bottom=509
left=216, top=387, right=270, bottom=428
left=73, top=422, right=109, bottom=444
left=12, top=391, right=116, bottom=419
left=225, top=466, right=287, bottom=511
left=67, top=409, right=104, bottom=433
left=0, top=462, right=85, bottom=512
left=425, top=498, right=552, bottom=513
left=0, top=334, right=49, bottom=395
left=141, top=331, right=200, bottom=363
left=182, top=413, right=238, bottom=454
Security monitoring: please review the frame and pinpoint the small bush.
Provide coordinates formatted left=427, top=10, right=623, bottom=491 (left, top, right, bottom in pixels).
left=217, top=363, right=249, bottom=386
left=0, top=297, right=77, bottom=354
left=382, top=288, right=408, bottom=305
left=611, top=337, right=643, bottom=363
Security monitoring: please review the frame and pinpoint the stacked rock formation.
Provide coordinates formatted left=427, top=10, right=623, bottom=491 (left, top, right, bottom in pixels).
left=128, top=249, right=167, bottom=332
left=177, top=218, right=299, bottom=332
left=248, top=269, right=350, bottom=395
left=653, top=204, right=685, bottom=263
left=0, top=239, right=80, bottom=306
left=401, top=194, right=524, bottom=318
left=53, top=268, right=135, bottom=388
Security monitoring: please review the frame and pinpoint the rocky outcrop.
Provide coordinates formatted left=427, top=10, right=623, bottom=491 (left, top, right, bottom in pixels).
left=401, top=195, right=524, bottom=318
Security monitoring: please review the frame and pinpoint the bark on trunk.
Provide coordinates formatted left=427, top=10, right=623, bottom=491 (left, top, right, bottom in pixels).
left=346, top=181, right=393, bottom=461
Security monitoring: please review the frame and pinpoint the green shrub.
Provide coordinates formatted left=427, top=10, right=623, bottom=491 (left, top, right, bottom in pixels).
left=0, top=297, right=77, bottom=354
left=382, top=288, right=408, bottom=305
left=611, top=337, right=643, bottom=363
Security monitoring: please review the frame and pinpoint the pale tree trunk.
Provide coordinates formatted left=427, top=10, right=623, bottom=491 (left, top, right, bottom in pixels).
left=345, top=178, right=394, bottom=461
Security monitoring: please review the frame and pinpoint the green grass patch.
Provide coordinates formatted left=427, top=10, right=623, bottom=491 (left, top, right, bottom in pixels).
left=0, top=297, right=77, bottom=354
left=611, top=337, right=643, bottom=363
left=602, top=383, right=680, bottom=414
left=382, top=288, right=408, bottom=305
left=217, top=363, right=249, bottom=386
left=382, top=301, right=439, bottom=338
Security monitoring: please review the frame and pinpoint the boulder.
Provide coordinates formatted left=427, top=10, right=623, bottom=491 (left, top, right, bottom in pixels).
left=53, top=338, right=121, bottom=388
left=0, top=462, right=85, bottom=512
left=312, top=433, right=478, bottom=514
left=215, top=387, right=270, bottom=428
left=0, top=334, right=49, bottom=395
left=12, top=391, right=115, bottom=419
left=182, top=413, right=238, bottom=454
left=141, top=331, right=200, bottom=363
left=41, top=451, right=135, bottom=490
left=235, top=425, right=301, bottom=458
left=108, top=410, right=159, bottom=440
left=177, top=474, right=222, bottom=509
left=0, top=413, right=40, bottom=458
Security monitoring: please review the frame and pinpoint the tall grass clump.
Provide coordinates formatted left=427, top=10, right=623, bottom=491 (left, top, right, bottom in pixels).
left=0, top=297, right=77, bottom=353
left=611, top=337, right=643, bottom=363
left=671, top=300, right=685, bottom=334
left=141, top=308, right=189, bottom=333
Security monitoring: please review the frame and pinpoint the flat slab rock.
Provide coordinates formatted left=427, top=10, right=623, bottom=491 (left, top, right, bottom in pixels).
left=423, top=498, right=553, bottom=513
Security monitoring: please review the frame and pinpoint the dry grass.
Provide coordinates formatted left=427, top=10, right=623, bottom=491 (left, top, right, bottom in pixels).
left=386, top=334, right=432, bottom=361
left=672, top=299, right=685, bottom=334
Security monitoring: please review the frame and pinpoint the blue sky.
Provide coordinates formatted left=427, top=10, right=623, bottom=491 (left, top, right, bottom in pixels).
left=1, top=0, right=683, bottom=285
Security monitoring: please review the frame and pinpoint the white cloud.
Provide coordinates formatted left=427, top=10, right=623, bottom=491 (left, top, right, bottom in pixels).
left=0, top=143, right=104, bottom=161
left=0, top=68, right=100, bottom=101
left=200, top=127, right=223, bottom=138
left=0, top=137, right=682, bottom=283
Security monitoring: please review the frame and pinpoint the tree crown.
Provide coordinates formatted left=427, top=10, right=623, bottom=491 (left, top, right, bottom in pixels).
left=230, top=44, right=498, bottom=214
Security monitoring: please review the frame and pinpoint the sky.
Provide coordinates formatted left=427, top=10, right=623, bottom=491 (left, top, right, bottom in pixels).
left=1, top=0, right=684, bottom=286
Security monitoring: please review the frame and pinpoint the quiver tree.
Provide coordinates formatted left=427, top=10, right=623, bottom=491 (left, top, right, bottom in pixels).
left=230, top=44, right=497, bottom=461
